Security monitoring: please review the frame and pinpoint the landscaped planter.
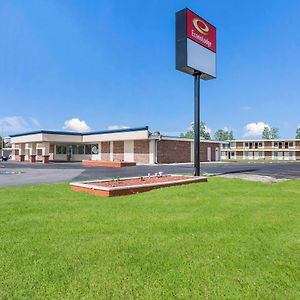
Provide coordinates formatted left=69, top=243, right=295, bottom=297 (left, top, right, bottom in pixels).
left=82, top=160, right=136, bottom=168
left=70, top=175, right=207, bottom=197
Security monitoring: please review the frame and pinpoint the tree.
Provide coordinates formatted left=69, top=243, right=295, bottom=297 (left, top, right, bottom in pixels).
left=180, top=122, right=211, bottom=140
left=270, top=128, right=279, bottom=139
left=262, top=126, right=279, bottom=139
left=200, top=122, right=211, bottom=140
left=296, top=128, right=300, bottom=139
left=214, top=129, right=234, bottom=141
left=262, top=127, right=271, bottom=139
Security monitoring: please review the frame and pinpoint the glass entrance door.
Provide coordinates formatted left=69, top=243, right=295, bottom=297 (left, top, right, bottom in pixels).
left=67, top=145, right=72, bottom=161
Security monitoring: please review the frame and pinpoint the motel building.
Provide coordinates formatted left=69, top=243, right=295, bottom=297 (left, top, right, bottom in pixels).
left=9, top=126, right=221, bottom=164
left=221, top=140, right=300, bottom=161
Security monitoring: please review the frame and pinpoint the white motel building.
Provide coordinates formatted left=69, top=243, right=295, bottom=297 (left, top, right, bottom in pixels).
left=10, top=126, right=221, bottom=164
left=221, top=139, right=300, bottom=161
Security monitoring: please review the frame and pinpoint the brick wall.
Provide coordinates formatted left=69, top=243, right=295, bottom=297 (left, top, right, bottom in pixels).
left=12, top=149, right=19, bottom=156
left=236, top=151, right=243, bottom=160
left=296, top=151, right=300, bottom=160
left=157, top=140, right=191, bottom=163
left=199, top=142, right=220, bottom=162
left=101, top=142, right=110, bottom=161
left=134, top=140, right=149, bottom=164
left=49, top=144, right=55, bottom=160
left=264, top=151, right=272, bottom=160
left=264, top=141, right=272, bottom=148
left=236, top=142, right=243, bottom=149
left=296, top=141, right=300, bottom=149
left=113, top=141, right=124, bottom=161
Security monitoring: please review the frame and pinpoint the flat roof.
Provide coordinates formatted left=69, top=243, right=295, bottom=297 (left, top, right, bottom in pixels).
left=157, top=135, right=221, bottom=143
left=9, top=126, right=149, bottom=138
left=222, top=139, right=300, bottom=142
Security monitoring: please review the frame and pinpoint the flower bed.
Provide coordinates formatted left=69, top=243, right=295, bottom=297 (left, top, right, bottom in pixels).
left=82, top=160, right=136, bottom=168
left=70, top=175, right=207, bottom=197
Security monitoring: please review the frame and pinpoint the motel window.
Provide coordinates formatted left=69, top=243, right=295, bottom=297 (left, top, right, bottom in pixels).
left=249, top=142, right=253, bottom=149
left=274, top=151, right=278, bottom=158
left=244, top=151, right=249, bottom=158
left=245, top=142, right=249, bottom=148
left=91, top=144, right=98, bottom=154
left=259, top=142, right=263, bottom=148
left=72, top=145, right=84, bottom=155
left=279, top=142, right=282, bottom=149
left=289, top=142, right=293, bottom=147
left=84, top=144, right=92, bottom=154
left=79, top=145, right=84, bottom=154
left=274, top=142, right=278, bottom=148
left=56, top=145, right=67, bottom=154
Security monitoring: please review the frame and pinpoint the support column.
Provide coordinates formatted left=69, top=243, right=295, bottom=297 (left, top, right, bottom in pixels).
left=98, top=143, right=102, bottom=161
left=194, top=72, right=201, bottom=176
left=42, top=142, right=50, bottom=164
left=19, top=144, right=25, bottom=162
left=109, top=142, right=113, bottom=162
left=11, top=143, right=16, bottom=160
left=149, top=140, right=156, bottom=164
left=29, top=143, right=37, bottom=163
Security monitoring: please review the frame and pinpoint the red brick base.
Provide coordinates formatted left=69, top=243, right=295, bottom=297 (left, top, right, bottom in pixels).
left=42, top=155, right=49, bottom=164
left=19, top=155, right=25, bottom=162
left=29, top=155, right=36, bottom=163
left=82, top=160, right=136, bottom=168
left=71, top=176, right=207, bottom=197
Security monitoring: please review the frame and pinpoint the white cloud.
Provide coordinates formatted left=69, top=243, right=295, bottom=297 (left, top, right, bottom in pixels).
left=243, top=106, right=252, bottom=111
left=107, top=125, right=129, bottom=130
left=243, top=122, right=270, bottom=137
left=223, top=126, right=229, bottom=132
left=0, top=116, right=40, bottom=134
left=63, top=118, right=91, bottom=132
left=29, top=117, right=40, bottom=127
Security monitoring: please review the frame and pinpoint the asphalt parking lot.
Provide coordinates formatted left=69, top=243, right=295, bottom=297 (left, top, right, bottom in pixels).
left=0, top=161, right=300, bottom=186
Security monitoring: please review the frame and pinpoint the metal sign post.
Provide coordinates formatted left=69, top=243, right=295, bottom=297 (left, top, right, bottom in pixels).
left=194, top=72, right=201, bottom=176
left=176, top=8, right=216, bottom=176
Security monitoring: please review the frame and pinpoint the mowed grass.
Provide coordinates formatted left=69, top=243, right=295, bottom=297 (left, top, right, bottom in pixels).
left=0, top=178, right=300, bottom=299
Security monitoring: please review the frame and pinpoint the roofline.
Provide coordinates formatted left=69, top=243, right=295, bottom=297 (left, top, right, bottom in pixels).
left=9, top=130, right=82, bottom=138
left=152, top=135, right=221, bottom=143
left=223, top=139, right=300, bottom=142
left=9, top=126, right=149, bottom=138
left=84, top=126, right=149, bottom=136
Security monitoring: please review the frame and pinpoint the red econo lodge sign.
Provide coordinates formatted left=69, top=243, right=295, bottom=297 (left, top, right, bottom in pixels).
left=176, top=8, right=216, bottom=79
left=186, top=9, right=216, bottom=53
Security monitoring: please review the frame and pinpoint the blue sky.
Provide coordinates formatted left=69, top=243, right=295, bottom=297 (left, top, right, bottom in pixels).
left=0, top=0, right=300, bottom=138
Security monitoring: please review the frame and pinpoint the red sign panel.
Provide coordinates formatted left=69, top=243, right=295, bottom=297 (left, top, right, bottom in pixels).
left=186, top=9, right=216, bottom=53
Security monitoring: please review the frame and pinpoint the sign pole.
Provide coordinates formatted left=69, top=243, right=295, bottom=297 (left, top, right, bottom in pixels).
left=176, top=8, right=216, bottom=176
left=194, top=72, right=201, bottom=176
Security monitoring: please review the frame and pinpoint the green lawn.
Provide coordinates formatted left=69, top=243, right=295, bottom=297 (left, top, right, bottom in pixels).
left=1, top=178, right=300, bottom=299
